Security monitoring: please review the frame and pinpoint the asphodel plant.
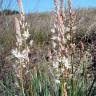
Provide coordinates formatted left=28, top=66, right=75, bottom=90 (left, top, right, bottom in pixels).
left=50, top=0, right=73, bottom=96
left=11, top=0, right=33, bottom=95
left=50, top=0, right=78, bottom=96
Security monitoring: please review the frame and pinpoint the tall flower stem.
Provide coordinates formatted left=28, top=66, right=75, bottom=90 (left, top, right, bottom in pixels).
left=17, top=0, right=25, bottom=95
left=68, top=0, right=74, bottom=95
left=19, top=60, right=25, bottom=96
left=53, top=0, right=68, bottom=96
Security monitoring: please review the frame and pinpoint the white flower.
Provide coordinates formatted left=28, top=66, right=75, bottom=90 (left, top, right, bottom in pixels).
left=11, top=49, right=22, bottom=59
left=22, top=64, right=26, bottom=68
left=65, top=26, right=76, bottom=32
left=53, top=61, right=59, bottom=69
left=25, top=70, right=30, bottom=74
left=51, top=28, right=55, bottom=33
left=61, top=68, right=64, bottom=73
left=66, top=33, right=71, bottom=40
left=12, top=47, right=29, bottom=62
left=65, top=27, right=70, bottom=32
left=55, top=79, right=60, bottom=84
left=51, top=36, right=61, bottom=42
left=51, top=36, right=58, bottom=40
left=52, top=41, right=57, bottom=48
left=22, top=29, right=30, bottom=39
left=62, top=57, right=71, bottom=69
left=29, top=40, right=33, bottom=46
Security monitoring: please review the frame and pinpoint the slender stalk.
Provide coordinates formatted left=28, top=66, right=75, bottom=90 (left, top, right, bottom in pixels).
left=53, top=0, right=69, bottom=96
left=20, top=60, right=25, bottom=96
left=68, top=0, right=74, bottom=96
left=17, top=1, right=25, bottom=95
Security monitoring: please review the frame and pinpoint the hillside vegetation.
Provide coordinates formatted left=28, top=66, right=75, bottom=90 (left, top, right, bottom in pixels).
left=0, top=9, right=96, bottom=55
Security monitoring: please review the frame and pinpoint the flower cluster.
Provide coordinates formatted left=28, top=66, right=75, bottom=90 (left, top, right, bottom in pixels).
left=12, top=16, right=31, bottom=77
left=11, top=0, right=33, bottom=78
left=50, top=0, right=71, bottom=84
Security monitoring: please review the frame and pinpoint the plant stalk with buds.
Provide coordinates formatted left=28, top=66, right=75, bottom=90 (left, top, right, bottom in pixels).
left=50, top=0, right=76, bottom=95
left=11, top=0, right=33, bottom=95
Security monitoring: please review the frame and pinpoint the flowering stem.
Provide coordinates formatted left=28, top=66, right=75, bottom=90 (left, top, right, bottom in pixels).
left=20, top=60, right=25, bottom=96
left=68, top=0, right=74, bottom=95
